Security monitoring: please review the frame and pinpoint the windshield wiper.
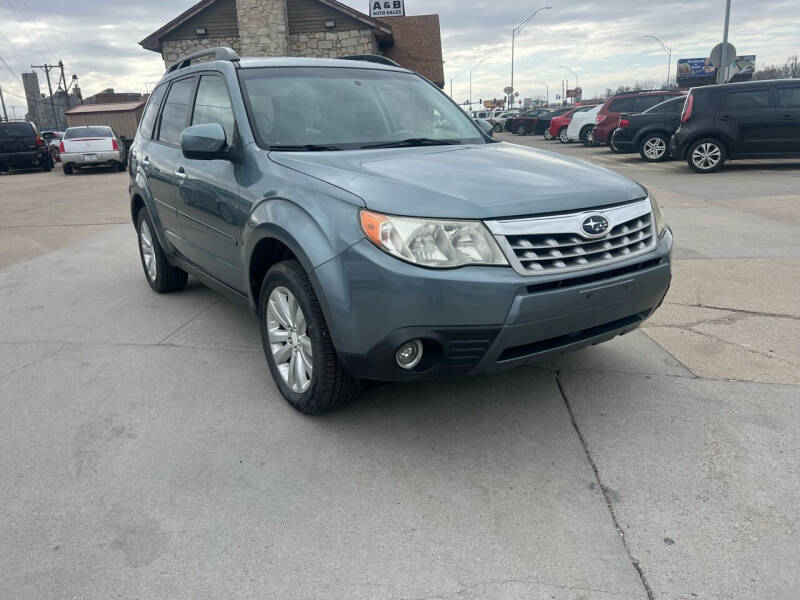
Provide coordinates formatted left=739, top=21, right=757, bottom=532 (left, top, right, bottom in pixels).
left=269, top=144, right=343, bottom=152
left=360, top=138, right=463, bottom=150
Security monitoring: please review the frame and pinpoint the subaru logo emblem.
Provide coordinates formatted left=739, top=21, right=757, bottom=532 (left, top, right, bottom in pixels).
left=581, top=215, right=609, bottom=237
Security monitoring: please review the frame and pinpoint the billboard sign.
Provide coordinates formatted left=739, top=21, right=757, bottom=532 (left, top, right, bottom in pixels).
left=677, top=55, right=755, bottom=87
left=369, top=0, right=405, bottom=17
left=566, top=87, right=582, bottom=99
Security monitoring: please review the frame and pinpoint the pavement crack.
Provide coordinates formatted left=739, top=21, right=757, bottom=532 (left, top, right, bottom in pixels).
left=555, top=371, right=656, bottom=600
left=157, top=297, right=222, bottom=345
left=663, top=301, right=799, bottom=321
left=1, top=343, right=66, bottom=381
left=399, top=576, right=644, bottom=599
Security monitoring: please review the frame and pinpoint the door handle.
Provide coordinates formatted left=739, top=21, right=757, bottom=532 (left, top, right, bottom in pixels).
left=718, top=115, right=734, bottom=121
left=174, top=167, right=187, bottom=180
left=780, top=114, right=793, bottom=120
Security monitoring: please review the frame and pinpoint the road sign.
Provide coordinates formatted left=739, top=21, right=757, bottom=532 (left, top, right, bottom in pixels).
left=503, top=86, right=514, bottom=95
left=709, top=42, right=737, bottom=68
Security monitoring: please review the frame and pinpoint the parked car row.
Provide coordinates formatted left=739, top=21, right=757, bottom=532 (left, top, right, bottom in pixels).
left=518, top=79, right=800, bottom=173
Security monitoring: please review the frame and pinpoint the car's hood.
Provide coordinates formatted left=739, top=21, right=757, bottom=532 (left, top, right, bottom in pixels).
left=268, top=142, right=646, bottom=219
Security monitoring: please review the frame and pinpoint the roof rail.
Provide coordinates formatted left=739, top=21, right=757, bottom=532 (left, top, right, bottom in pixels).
left=166, top=46, right=240, bottom=73
left=339, top=54, right=401, bottom=67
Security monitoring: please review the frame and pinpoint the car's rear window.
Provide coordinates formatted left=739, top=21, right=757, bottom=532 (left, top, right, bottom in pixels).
left=64, top=127, right=113, bottom=139
left=0, top=123, right=35, bottom=139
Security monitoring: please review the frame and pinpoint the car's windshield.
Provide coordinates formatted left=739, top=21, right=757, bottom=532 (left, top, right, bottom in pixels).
left=239, top=66, right=485, bottom=150
left=0, top=123, right=35, bottom=139
left=64, top=127, right=113, bottom=139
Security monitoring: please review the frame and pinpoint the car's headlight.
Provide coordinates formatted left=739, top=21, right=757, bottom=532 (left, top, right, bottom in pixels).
left=359, top=209, right=508, bottom=268
left=650, top=194, right=666, bottom=237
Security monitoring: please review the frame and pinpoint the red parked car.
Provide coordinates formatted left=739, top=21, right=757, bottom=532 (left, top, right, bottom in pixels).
left=592, top=90, right=684, bottom=148
left=548, top=105, right=598, bottom=143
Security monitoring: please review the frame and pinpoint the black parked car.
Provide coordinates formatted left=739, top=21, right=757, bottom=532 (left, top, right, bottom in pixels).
left=0, top=121, right=53, bottom=174
left=671, top=79, right=800, bottom=173
left=611, top=96, right=685, bottom=162
left=508, top=108, right=551, bottom=135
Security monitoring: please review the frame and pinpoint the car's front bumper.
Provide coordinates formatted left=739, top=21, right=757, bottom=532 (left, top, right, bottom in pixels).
left=315, top=230, right=673, bottom=382
left=61, top=150, right=123, bottom=166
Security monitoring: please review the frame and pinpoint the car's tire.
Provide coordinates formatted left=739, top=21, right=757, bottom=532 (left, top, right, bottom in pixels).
left=687, top=138, right=726, bottom=173
left=259, top=259, right=359, bottom=414
left=516, top=124, right=527, bottom=136
left=543, top=128, right=554, bottom=140
left=62, top=163, right=73, bottom=175
left=558, top=127, right=570, bottom=143
left=136, top=208, right=188, bottom=293
left=117, top=162, right=126, bottom=172
left=42, top=158, right=52, bottom=172
left=608, top=130, right=624, bottom=153
left=493, top=123, right=503, bottom=133
left=639, top=133, right=670, bottom=162
left=580, top=125, right=594, bottom=146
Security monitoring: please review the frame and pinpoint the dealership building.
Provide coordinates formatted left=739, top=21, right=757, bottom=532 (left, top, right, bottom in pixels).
left=140, top=0, right=445, bottom=87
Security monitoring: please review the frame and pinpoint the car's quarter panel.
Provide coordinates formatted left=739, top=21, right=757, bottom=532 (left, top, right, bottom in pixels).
left=268, top=143, right=646, bottom=219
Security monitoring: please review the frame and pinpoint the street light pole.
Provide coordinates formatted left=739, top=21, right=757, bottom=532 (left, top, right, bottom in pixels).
left=449, top=67, right=467, bottom=100
left=469, top=57, right=488, bottom=110
left=644, top=35, right=673, bottom=86
left=717, top=0, right=732, bottom=83
left=511, top=6, right=552, bottom=108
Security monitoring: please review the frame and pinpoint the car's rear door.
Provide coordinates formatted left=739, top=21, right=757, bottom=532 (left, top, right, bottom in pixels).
left=176, top=72, right=244, bottom=291
left=715, top=86, right=775, bottom=156
left=148, top=75, right=196, bottom=249
left=775, top=83, right=800, bottom=154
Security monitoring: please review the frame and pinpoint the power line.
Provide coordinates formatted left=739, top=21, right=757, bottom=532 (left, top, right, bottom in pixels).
left=0, top=54, right=23, bottom=85
left=3, top=0, right=47, bottom=66
left=21, top=0, right=57, bottom=64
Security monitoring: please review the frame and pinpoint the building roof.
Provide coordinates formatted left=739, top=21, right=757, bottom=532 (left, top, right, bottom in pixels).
left=379, top=15, right=445, bottom=87
left=140, top=0, right=392, bottom=52
left=65, top=100, right=146, bottom=115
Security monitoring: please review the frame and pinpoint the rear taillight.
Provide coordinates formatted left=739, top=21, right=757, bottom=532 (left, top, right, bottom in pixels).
left=681, top=94, right=694, bottom=123
left=59, top=141, right=65, bottom=153
left=35, top=136, right=44, bottom=147
left=596, top=113, right=605, bottom=124
left=112, top=138, right=119, bottom=151
left=620, top=118, right=630, bottom=128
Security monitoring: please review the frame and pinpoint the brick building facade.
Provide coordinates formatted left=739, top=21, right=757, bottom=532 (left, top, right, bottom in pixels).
left=140, top=0, right=444, bottom=87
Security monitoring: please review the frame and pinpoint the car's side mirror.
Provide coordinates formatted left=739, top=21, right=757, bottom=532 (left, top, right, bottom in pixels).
left=473, top=118, right=494, bottom=138
left=180, top=123, right=228, bottom=160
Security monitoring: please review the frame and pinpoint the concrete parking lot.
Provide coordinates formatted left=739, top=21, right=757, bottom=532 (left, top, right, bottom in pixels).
left=1, top=145, right=798, bottom=599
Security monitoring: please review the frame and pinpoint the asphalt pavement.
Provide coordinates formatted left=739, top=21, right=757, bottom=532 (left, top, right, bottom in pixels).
left=1, top=144, right=798, bottom=599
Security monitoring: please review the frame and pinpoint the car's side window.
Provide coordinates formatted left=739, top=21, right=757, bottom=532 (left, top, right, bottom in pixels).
left=191, top=74, right=235, bottom=145
left=138, top=84, right=167, bottom=140
left=610, top=98, right=635, bottom=112
left=634, top=96, right=664, bottom=112
left=157, top=77, right=196, bottom=146
left=777, top=86, right=800, bottom=109
left=722, top=89, right=771, bottom=110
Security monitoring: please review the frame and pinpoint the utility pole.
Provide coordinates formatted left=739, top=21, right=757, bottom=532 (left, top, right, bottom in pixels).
left=0, top=85, right=8, bottom=121
left=717, top=0, right=732, bottom=83
left=31, top=63, right=58, bottom=129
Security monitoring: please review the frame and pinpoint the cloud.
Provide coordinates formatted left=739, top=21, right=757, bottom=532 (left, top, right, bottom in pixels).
left=1, top=0, right=797, bottom=114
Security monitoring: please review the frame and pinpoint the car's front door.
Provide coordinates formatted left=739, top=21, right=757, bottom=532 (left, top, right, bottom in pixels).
left=148, top=76, right=196, bottom=249
left=176, top=73, right=246, bottom=291
left=775, top=84, right=800, bottom=154
left=715, top=87, right=775, bottom=156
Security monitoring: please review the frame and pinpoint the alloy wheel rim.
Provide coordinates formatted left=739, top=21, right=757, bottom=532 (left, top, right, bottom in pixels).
left=267, top=286, right=313, bottom=393
left=644, top=137, right=666, bottom=159
left=139, top=220, right=157, bottom=281
left=560, top=129, right=568, bottom=142
left=692, top=143, right=721, bottom=169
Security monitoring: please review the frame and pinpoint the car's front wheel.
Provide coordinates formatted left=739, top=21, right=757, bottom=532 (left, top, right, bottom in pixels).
left=516, top=124, right=527, bottom=136
left=260, top=260, right=359, bottom=414
left=639, top=133, right=670, bottom=162
left=543, top=128, right=554, bottom=140
left=558, top=127, right=570, bottom=143
left=687, top=138, right=726, bottom=173
left=136, top=208, right=188, bottom=293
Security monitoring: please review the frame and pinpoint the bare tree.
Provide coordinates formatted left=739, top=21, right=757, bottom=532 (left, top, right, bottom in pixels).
left=753, top=55, right=800, bottom=80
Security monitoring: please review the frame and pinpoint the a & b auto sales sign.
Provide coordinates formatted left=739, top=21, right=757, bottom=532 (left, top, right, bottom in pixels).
left=369, top=0, right=405, bottom=17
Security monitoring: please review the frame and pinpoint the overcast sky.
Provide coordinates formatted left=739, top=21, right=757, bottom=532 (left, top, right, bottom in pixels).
left=0, top=0, right=797, bottom=116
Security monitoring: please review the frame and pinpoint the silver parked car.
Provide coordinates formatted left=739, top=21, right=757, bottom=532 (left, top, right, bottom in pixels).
left=60, top=126, right=126, bottom=174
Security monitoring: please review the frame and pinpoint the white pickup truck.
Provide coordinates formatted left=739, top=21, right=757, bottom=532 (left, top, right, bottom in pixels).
left=59, top=126, right=126, bottom=174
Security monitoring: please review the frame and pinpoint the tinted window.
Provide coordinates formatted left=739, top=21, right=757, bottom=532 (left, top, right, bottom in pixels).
left=158, top=77, right=195, bottom=145
left=0, top=122, right=35, bottom=139
left=645, top=97, right=684, bottom=114
left=723, top=89, right=771, bottom=110
left=138, top=84, right=167, bottom=139
left=634, top=95, right=667, bottom=112
left=192, top=75, right=235, bottom=145
left=64, top=127, right=113, bottom=139
left=777, top=86, right=800, bottom=108
left=609, top=97, right=635, bottom=112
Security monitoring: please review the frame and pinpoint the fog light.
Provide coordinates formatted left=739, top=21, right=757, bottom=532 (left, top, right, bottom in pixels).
left=396, top=340, right=423, bottom=370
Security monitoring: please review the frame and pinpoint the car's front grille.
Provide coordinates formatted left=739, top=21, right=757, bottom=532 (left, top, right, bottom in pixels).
left=485, top=198, right=656, bottom=276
